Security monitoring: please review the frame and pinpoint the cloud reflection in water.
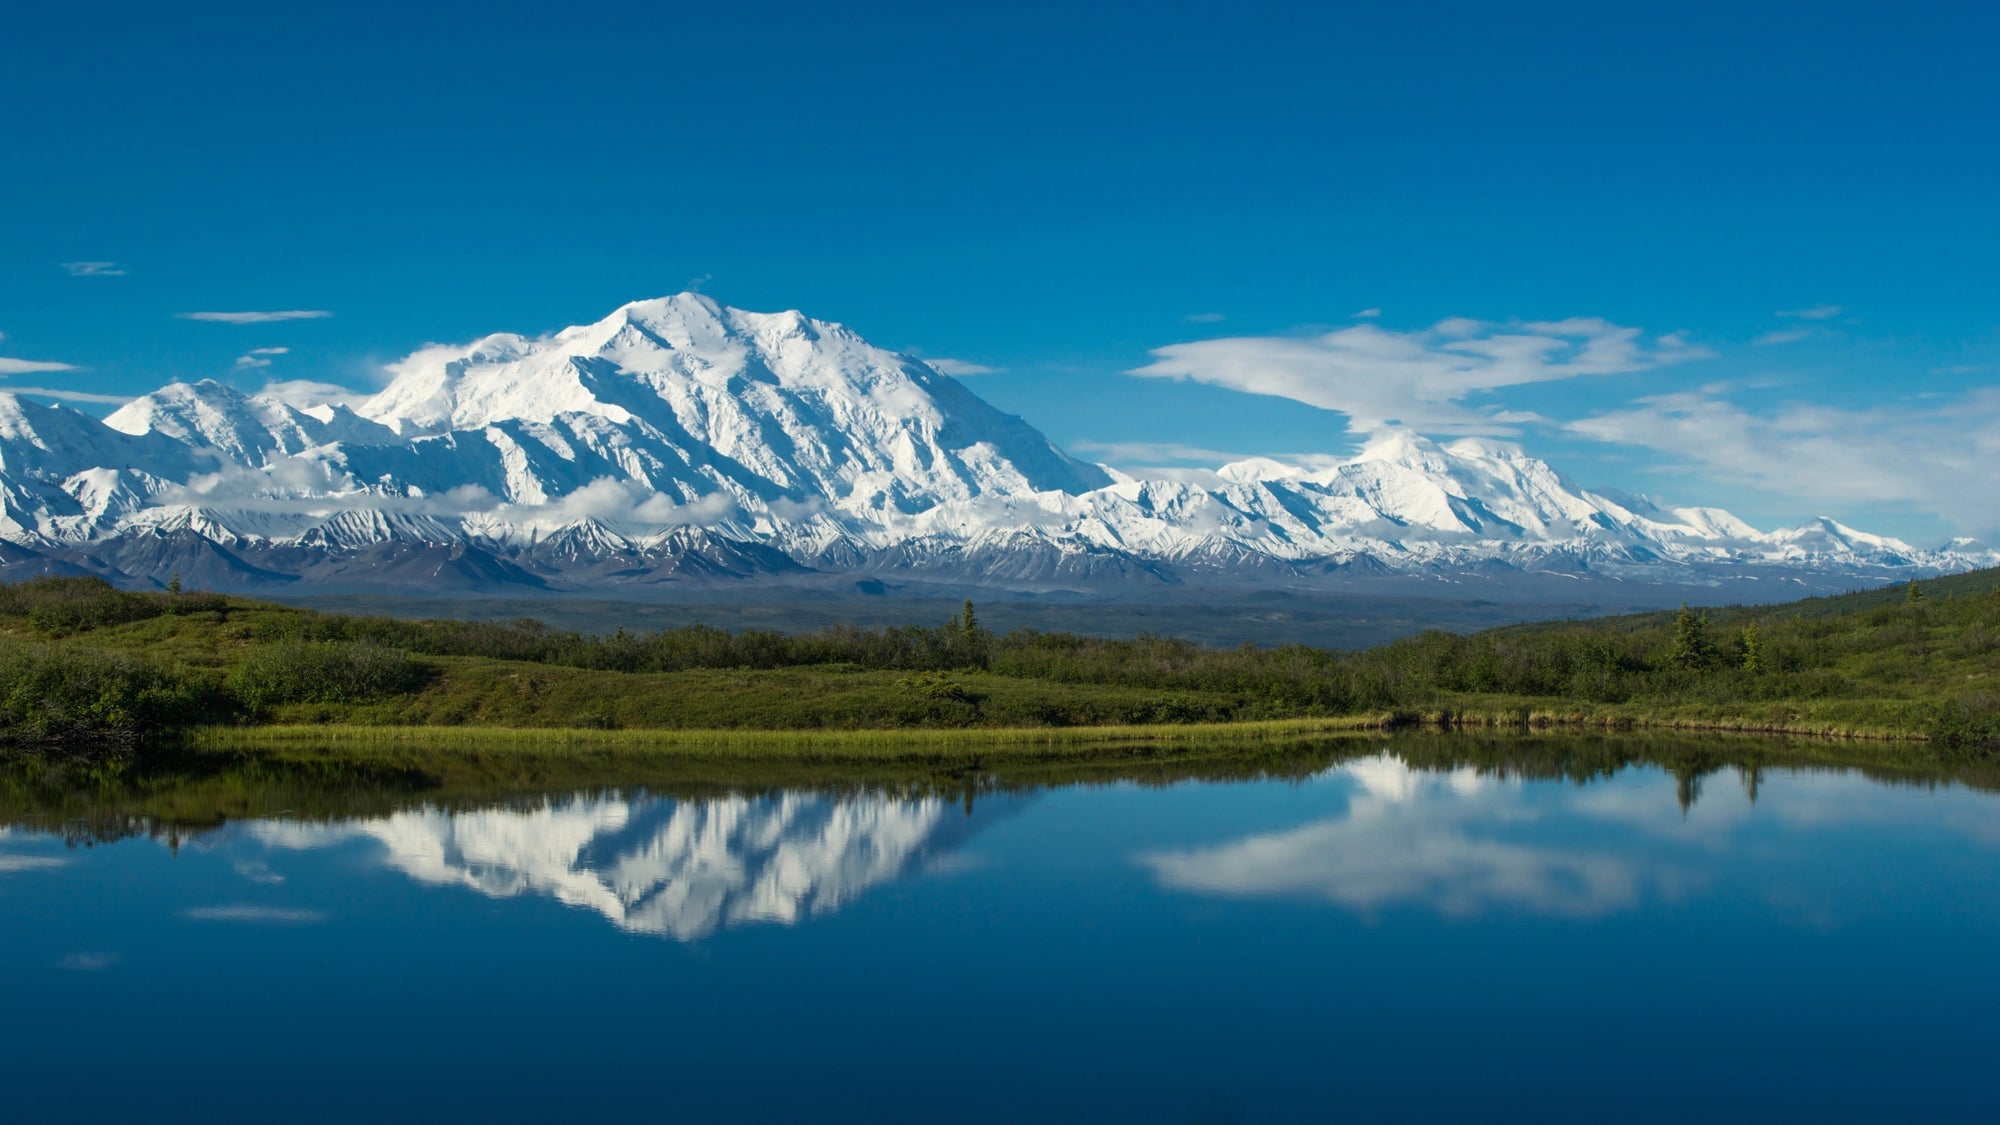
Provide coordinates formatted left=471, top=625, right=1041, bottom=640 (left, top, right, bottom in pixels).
left=1139, top=756, right=1683, bottom=919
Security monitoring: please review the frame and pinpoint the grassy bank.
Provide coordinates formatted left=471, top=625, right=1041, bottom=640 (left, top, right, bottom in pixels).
left=0, top=570, right=1995, bottom=757
left=185, top=715, right=1383, bottom=763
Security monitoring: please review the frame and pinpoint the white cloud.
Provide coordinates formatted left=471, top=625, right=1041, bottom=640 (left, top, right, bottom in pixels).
left=1567, top=386, right=2000, bottom=531
left=1184, top=312, right=1227, bottom=324
left=503, top=476, right=739, bottom=528
left=0, top=357, right=81, bottom=375
left=233, top=859, right=285, bottom=885
left=1752, top=328, right=1813, bottom=347
left=0, top=854, right=66, bottom=872
left=1131, top=316, right=1709, bottom=435
left=2, top=386, right=135, bottom=405
left=1353, top=308, right=1382, bottom=319
left=1777, top=305, right=1844, bottom=320
left=926, top=358, right=1000, bottom=377
left=234, top=346, right=290, bottom=369
left=257, top=379, right=365, bottom=409
left=180, top=905, right=327, bottom=924
left=178, top=310, right=333, bottom=324
left=61, top=261, right=126, bottom=277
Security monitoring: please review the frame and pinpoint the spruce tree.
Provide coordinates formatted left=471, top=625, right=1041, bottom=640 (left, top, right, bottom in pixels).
left=1740, top=620, right=1763, bottom=674
left=1666, top=602, right=1714, bottom=671
left=960, top=599, right=981, bottom=664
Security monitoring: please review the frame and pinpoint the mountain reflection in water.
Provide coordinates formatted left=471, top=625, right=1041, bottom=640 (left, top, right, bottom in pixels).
left=248, top=789, right=1020, bottom=940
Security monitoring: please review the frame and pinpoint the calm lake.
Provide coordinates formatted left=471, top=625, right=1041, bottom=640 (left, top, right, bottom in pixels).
left=4, top=736, right=1998, bottom=1122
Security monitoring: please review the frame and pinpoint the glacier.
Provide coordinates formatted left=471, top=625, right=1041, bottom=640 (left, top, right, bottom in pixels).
left=0, top=292, right=1988, bottom=597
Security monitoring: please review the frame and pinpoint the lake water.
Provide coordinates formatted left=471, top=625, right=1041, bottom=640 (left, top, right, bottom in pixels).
left=4, top=737, right=1998, bottom=1122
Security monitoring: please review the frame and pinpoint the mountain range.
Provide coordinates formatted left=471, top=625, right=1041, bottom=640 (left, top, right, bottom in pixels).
left=2, top=293, right=1989, bottom=599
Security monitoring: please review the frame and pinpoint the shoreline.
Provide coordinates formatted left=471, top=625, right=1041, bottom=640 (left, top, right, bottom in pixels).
left=177, top=705, right=1936, bottom=761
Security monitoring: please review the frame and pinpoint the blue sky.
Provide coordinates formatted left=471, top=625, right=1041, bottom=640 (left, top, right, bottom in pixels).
left=3, top=0, right=1995, bottom=540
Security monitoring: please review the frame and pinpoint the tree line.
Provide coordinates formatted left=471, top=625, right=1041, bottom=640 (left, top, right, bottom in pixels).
left=0, top=575, right=1994, bottom=751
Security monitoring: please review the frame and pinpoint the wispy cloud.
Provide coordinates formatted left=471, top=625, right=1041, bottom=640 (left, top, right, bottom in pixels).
left=234, top=346, right=290, bottom=369
left=0, top=854, right=66, bottom=872
left=0, top=358, right=81, bottom=375
left=1132, top=316, right=1709, bottom=435
left=1753, top=305, right=1847, bottom=346
left=62, top=261, right=126, bottom=277
left=180, top=904, right=327, bottom=924
left=926, top=358, right=1000, bottom=377
left=1752, top=328, right=1813, bottom=347
left=1353, top=308, right=1382, bottom=319
left=178, top=310, right=332, bottom=324
left=257, top=379, right=366, bottom=409
left=3, top=387, right=136, bottom=405
left=1567, top=387, right=2000, bottom=532
left=233, top=859, right=285, bottom=885
left=1183, top=312, right=1226, bottom=324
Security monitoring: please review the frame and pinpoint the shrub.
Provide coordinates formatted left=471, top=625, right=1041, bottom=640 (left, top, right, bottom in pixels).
left=162, top=591, right=231, bottom=616
left=1927, top=694, right=2000, bottom=757
left=0, top=641, right=220, bottom=746
left=227, top=641, right=429, bottom=711
left=0, top=576, right=164, bottom=637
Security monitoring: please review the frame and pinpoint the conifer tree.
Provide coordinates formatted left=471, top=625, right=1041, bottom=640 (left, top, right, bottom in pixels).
left=1666, top=602, right=1714, bottom=671
left=1907, top=579, right=1926, bottom=604
left=1740, top=620, right=1763, bottom=674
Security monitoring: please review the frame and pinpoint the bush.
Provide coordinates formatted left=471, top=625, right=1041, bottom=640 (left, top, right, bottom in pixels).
left=0, top=576, right=164, bottom=637
left=162, top=591, right=231, bottom=616
left=0, top=641, right=220, bottom=746
left=1927, top=694, right=2000, bottom=756
left=227, top=641, right=429, bottom=711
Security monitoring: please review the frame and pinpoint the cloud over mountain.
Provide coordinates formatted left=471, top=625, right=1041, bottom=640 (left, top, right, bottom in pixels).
left=0, top=294, right=1980, bottom=596
left=1130, top=317, right=1709, bottom=436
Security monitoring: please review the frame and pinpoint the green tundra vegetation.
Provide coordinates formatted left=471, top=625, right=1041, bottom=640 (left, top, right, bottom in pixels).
left=0, top=569, right=1995, bottom=757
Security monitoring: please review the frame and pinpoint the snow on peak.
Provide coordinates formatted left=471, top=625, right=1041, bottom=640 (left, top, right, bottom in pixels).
left=0, top=295, right=1983, bottom=587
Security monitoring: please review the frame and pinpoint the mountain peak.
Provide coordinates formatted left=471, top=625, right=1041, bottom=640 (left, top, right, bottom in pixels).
left=0, top=295, right=1982, bottom=591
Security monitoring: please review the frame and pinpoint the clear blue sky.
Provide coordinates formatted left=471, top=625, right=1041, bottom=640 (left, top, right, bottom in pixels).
left=3, top=1, right=1995, bottom=540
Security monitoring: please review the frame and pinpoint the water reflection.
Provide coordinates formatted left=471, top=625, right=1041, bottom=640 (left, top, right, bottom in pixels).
left=1139, top=752, right=2000, bottom=921
left=1140, top=756, right=1682, bottom=918
left=246, top=789, right=1019, bottom=940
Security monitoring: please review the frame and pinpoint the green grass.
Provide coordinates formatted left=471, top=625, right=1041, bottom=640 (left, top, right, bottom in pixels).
left=185, top=716, right=1387, bottom=768
left=249, top=660, right=1248, bottom=730
left=0, top=571, right=1997, bottom=758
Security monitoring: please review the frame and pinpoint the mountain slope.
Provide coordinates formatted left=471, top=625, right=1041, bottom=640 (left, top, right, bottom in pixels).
left=0, top=293, right=1989, bottom=596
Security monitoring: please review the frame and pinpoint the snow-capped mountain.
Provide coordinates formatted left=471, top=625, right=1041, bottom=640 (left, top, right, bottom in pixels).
left=0, top=292, right=1989, bottom=597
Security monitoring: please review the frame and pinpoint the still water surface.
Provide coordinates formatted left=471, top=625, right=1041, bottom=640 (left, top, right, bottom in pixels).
left=4, top=739, right=1998, bottom=1121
